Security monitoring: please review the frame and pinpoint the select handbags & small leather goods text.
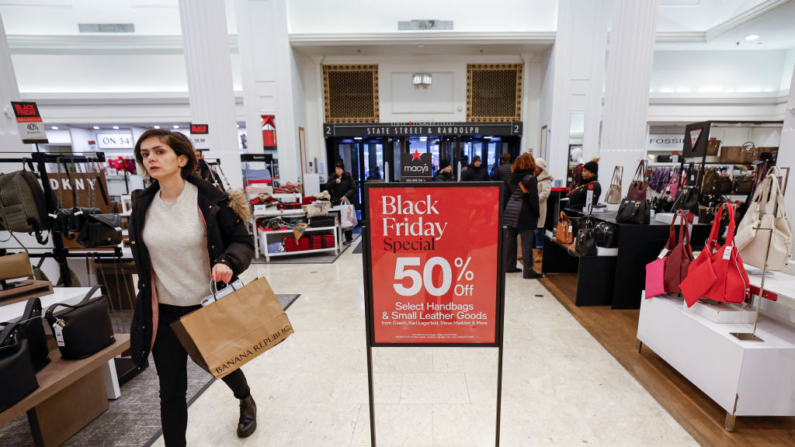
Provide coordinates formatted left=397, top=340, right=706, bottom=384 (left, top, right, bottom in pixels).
left=45, top=285, right=115, bottom=360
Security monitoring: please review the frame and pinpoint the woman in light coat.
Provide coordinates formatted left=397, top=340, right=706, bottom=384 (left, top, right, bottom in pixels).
left=533, top=158, right=554, bottom=265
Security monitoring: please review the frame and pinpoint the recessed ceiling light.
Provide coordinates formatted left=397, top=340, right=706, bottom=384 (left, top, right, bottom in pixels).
left=354, top=137, right=363, bottom=140
left=153, top=125, right=160, bottom=129
left=93, top=126, right=99, bottom=130
left=236, top=124, right=240, bottom=128
left=660, top=88, right=674, bottom=93
left=745, top=35, right=759, bottom=41
left=112, top=126, right=119, bottom=130
left=173, top=125, right=179, bottom=129
left=51, top=126, right=58, bottom=130
left=676, top=88, right=691, bottom=93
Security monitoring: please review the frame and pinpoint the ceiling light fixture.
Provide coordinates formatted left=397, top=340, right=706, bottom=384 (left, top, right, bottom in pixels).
left=354, top=137, right=363, bottom=140
left=745, top=34, right=759, bottom=41
left=676, top=88, right=691, bottom=93
left=93, top=126, right=100, bottom=130
left=236, top=124, right=240, bottom=128
left=112, top=126, right=119, bottom=130
left=660, top=88, right=674, bottom=93
left=153, top=125, right=160, bottom=129
left=412, top=73, right=432, bottom=86
left=173, top=125, right=179, bottom=129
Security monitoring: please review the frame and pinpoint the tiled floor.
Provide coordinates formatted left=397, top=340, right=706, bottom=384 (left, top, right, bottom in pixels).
left=145, top=241, right=696, bottom=447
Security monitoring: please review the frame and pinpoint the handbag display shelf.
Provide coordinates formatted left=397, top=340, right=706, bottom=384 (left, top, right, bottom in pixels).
left=637, top=267, right=795, bottom=432
left=258, top=224, right=339, bottom=262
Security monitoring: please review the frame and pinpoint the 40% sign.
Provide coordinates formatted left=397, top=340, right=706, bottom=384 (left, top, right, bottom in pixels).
left=393, top=256, right=475, bottom=298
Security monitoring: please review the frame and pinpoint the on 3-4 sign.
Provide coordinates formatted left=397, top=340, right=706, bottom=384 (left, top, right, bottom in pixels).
left=364, top=183, right=503, bottom=346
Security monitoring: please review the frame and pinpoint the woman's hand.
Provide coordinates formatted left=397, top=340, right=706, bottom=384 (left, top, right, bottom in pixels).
left=212, top=263, right=233, bottom=284
left=519, top=183, right=529, bottom=194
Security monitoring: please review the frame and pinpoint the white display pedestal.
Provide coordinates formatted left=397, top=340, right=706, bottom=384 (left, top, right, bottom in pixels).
left=637, top=294, right=795, bottom=431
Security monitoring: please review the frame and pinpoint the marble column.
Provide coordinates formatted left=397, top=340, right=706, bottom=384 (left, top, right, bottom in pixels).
left=0, top=13, right=28, bottom=156
left=599, top=0, right=658, bottom=197
left=779, top=68, right=795, bottom=263
left=539, top=0, right=610, bottom=182
left=178, top=0, right=243, bottom=189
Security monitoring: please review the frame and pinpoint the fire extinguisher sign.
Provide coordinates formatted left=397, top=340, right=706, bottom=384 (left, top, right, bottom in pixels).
left=363, top=183, right=505, bottom=347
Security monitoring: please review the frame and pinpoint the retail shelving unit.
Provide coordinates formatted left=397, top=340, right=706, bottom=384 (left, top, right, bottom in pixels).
left=637, top=269, right=795, bottom=432
left=259, top=226, right=339, bottom=262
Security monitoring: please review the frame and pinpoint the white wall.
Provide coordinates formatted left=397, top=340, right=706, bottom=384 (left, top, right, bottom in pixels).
left=782, top=48, right=795, bottom=92
left=11, top=53, right=243, bottom=93
left=287, top=0, right=556, bottom=33
left=651, top=50, right=785, bottom=94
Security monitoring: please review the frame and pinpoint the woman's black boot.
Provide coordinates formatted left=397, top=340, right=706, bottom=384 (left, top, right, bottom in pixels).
left=237, top=395, right=257, bottom=438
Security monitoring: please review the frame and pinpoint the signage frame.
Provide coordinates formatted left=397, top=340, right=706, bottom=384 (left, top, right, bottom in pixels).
left=361, top=182, right=507, bottom=446
left=325, top=122, right=522, bottom=138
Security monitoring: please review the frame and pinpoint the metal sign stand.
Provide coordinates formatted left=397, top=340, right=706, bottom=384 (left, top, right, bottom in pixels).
left=361, top=182, right=507, bottom=446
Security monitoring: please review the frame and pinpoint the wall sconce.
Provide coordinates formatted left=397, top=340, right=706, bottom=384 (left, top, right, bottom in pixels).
left=412, top=73, right=432, bottom=89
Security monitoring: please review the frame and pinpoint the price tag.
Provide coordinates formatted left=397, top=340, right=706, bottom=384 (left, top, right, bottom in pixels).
left=53, top=323, right=65, bottom=347
left=723, top=245, right=733, bottom=260
left=568, top=226, right=573, bottom=233
left=658, top=248, right=669, bottom=259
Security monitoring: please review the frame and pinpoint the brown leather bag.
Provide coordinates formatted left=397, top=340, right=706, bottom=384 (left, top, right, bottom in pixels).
left=740, top=142, right=760, bottom=163
left=556, top=211, right=574, bottom=244
left=706, top=139, right=720, bottom=156
left=719, top=146, right=743, bottom=163
left=663, top=210, right=694, bottom=294
left=627, top=160, right=647, bottom=200
left=0, top=221, right=34, bottom=296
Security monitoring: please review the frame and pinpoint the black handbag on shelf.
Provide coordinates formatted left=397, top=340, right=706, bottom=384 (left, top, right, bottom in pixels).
left=308, top=215, right=336, bottom=228
left=0, top=323, right=40, bottom=413
left=45, top=285, right=115, bottom=360
left=1, top=298, right=50, bottom=371
left=77, top=214, right=122, bottom=248
left=593, top=222, right=617, bottom=248
left=616, top=198, right=650, bottom=224
left=575, top=228, right=597, bottom=256
left=672, top=186, right=700, bottom=214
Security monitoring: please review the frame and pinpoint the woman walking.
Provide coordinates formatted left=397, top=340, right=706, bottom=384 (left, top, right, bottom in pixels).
left=325, top=160, right=358, bottom=244
left=129, top=129, right=257, bottom=446
left=504, top=153, right=543, bottom=279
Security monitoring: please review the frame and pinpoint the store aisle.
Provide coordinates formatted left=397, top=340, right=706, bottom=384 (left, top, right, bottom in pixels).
left=150, top=245, right=696, bottom=447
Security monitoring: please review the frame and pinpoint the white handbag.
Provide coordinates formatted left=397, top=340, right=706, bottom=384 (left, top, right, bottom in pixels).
left=735, top=167, right=792, bottom=271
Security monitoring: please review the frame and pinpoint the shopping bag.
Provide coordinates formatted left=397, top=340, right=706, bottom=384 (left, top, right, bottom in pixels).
left=340, top=204, right=358, bottom=229
left=171, top=276, right=294, bottom=379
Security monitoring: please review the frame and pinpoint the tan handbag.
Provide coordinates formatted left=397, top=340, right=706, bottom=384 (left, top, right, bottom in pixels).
left=302, top=200, right=330, bottom=218
left=706, top=139, right=720, bottom=156
left=719, top=146, right=743, bottom=163
left=606, top=166, right=623, bottom=204
left=735, top=167, right=792, bottom=271
left=556, top=212, right=574, bottom=245
left=740, top=142, right=760, bottom=163
left=0, top=221, right=34, bottom=285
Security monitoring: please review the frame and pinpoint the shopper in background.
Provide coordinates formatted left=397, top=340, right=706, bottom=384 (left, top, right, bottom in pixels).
left=325, top=160, right=357, bottom=244
left=568, top=159, right=602, bottom=210
left=533, top=158, right=554, bottom=268
left=495, top=152, right=514, bottom=208
left=504, top=153, right=542, bottom=279
left=461, top=156, right=489, bottom=181
left=129, top=129, right=257, bottom=446
left=436, top=159, right=455, bottom=182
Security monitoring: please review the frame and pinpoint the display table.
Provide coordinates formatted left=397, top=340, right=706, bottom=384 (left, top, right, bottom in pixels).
left=541, top=232, right=617, bottom=306
left=638, top=290, right=795, bottom=431
left=259, top=226, right=339, bottom=261
left=0, top=287, right=126, bottom=400
left=0, top=335, right=131, bottom=447
left=252, top=209, right=341, bottom=261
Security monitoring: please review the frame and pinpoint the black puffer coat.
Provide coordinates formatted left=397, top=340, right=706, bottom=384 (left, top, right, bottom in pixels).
left=435, top=170, right=454, bottom=182
left=504, top=170, right=540, bottom=230
left=324, top=171, right=357, bottom=205
left=461, top=164, right=489, bottom=182
left=495, top=163, right=514, bottom=208
left=128, top=176, right=254, bottom=368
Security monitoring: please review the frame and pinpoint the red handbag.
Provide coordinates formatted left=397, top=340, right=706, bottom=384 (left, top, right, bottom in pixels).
left=681, top=203, right=750, bottom=307
left=627, top=160, right=648, bottom=200
left=663, top=210, right=694, bottom=294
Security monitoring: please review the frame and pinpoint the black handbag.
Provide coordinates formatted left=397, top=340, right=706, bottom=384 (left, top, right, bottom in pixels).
left=672, top=186, right=700, bottom=214
left=0, top=323, right=39, bottom=412
left=593, top=222, right=617, bottom=248
left=616, top=198, right=650, bottom=224
left=308, top=215, right=336, bottom=228
left=77, top=214, right=122, bottom=248
left=1, top=298, right=50, bottom=371
left=45, top=285, right=115, bottom=360
left=576, top=228, right=597, bottom=255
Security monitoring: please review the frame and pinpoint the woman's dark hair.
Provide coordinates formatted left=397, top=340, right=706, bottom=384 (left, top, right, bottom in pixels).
left=134, top=129, right=198, bottom=179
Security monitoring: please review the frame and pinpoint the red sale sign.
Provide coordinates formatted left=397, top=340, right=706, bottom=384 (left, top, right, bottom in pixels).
left=364, top=183, right=503, bottom=346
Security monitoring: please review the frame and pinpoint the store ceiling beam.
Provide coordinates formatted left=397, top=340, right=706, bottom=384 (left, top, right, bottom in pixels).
left=6, top=34, right=239, bottom=53
left=704, top=0, right=792, bottom=41
left=288, top=31, right=557, bottom=46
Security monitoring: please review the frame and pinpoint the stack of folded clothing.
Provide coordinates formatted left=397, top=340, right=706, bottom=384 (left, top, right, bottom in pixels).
left=308, top=235, right=323, bottom=250
left=283, top=236, right=310, bottom=252
left=321, top=234, right=336, bottom=248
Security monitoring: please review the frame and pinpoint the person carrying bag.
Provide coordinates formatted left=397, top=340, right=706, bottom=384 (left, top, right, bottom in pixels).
left=128, top=129, right=258, bottom=446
